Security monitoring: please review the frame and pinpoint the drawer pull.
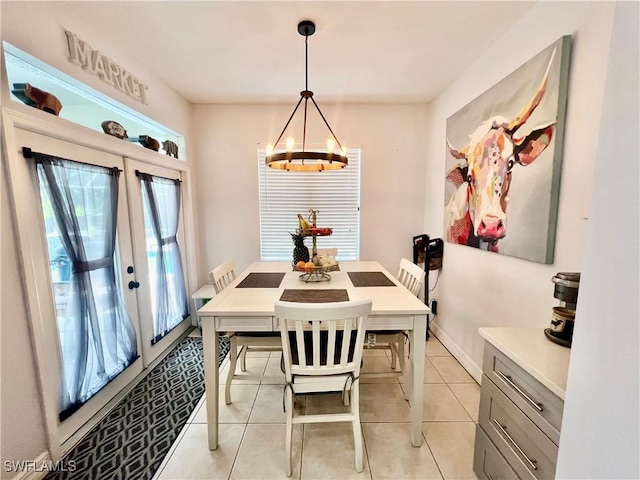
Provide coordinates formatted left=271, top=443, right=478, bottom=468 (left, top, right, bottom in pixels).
left=493, top=419, right=538, bottom=471
left=496, top=370, right=544, bottom=412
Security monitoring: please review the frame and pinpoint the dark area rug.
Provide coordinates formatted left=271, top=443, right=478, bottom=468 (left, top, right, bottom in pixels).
left=45, top=334, right=230, bottom=480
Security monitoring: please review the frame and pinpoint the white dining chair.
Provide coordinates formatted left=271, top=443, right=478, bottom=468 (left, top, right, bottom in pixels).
left=275, top=299, right=372, bottom=476
left=209, top=259, right=236, bottom=293
left=366, top=258, right=425, bottom=398
left=210, top=260, right=282, bottom=404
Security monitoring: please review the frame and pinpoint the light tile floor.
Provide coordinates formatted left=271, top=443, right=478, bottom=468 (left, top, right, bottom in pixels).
left=153, top=335, right=480, bottom=480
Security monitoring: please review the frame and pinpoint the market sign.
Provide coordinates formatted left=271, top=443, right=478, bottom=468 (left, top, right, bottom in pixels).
left=65, top=30, right=148, bottom=104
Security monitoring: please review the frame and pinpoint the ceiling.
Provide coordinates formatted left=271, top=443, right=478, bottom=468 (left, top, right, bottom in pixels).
left=9, top=1, right=537, bottom=105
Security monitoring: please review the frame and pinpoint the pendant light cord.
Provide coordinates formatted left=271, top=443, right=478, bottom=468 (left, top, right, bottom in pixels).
left=305, top=35, right=309, bottom=91
left=303, top=35, right=309, bottom=152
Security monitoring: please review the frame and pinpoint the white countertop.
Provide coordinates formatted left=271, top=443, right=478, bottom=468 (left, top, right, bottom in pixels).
left=479, top=327, right=571, bottom=399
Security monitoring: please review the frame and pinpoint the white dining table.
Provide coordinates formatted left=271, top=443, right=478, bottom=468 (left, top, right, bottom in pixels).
left=198, top=261, right=430, bottom=449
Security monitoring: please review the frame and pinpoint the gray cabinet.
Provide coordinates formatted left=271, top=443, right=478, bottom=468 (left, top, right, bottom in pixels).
left=474, top=341, right=565, bottom=480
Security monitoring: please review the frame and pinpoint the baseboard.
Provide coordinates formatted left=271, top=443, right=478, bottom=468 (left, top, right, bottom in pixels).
left=429, top=323, right=483, bottom=384
left=1, top=451, right=75, bottom=480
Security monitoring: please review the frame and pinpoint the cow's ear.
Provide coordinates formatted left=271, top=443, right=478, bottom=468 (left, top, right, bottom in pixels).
left=447, top=139, right=467, bottom=160
left=514, top=123, right=555, bottom=166
left=446, top=164, right=468, bottom=187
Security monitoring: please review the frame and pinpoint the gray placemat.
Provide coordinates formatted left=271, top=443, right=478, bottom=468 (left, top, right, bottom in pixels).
left=279, top=289, right=350, bottom=303
left=236, top=272, right=285, bottom=288
left=347, top=271, right=396, bottom=287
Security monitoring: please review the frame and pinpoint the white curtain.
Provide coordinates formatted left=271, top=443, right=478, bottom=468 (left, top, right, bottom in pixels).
left=139, top=173, right=188, bottom=344
left=35, top=152, right=138, bottom=421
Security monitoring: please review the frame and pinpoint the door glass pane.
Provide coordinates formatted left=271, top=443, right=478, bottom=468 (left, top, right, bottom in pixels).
left=140, top=175, right=188, bottom=344
left=37, top=157, right=137, bottom=420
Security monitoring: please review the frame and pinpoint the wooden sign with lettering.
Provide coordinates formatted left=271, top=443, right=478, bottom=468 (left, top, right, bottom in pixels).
left=65, top=31, right=148, bottom=104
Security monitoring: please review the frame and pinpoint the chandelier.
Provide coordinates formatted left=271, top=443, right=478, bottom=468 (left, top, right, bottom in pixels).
left=265, top=21, right=348, bottom=172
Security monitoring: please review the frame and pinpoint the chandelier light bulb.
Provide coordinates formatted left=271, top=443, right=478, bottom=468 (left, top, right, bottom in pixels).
left=286, top=137, right=295, bottom=151
left=341, top=146, right=348, bottom=156
left=326, top=138, right=335, bottom=153
left=266, top=144, right=274, bottom=156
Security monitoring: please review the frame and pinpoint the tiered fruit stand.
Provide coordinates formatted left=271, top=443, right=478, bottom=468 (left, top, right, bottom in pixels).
left=296, top=209, right=337, bottom=282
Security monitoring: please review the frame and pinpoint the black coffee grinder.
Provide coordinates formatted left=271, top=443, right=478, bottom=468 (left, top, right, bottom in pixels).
left=545, top=272, right=581, bottom=347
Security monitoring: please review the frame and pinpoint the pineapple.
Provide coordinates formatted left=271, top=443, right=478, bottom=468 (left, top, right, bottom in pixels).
left=291, top=232, right=310, bottom=264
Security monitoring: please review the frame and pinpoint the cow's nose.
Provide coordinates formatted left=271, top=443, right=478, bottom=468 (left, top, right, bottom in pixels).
left=478, top=218, right=505, bottom=240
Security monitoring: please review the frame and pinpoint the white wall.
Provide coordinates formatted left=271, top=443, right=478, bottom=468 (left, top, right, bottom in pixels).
left=422, top=2, right=617, bottom=379
left=192, top=103, right=428, bottom=285
left=557, top=2, right=639, bottom=478
left=0, top=4, right=194, bottom=476
left=0, top=166, right=49, bottom=476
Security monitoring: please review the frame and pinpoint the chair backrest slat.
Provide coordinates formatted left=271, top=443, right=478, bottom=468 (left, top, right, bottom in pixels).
left=397, top=257, right=426, bottom=297
left=312, top=320, right=321, bottom=367
left=276, top=300, right=372, bottom=380
left=295, top=322, right=306, bottom=368
left=210, top=259, right=236, bottom=294
left=340, top=318, right=353, bottom=366
left=327, top=322, right=336, bottom=368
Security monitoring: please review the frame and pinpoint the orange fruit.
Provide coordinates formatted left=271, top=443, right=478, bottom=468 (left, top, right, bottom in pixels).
left=296, top=261, right=306, bottom=271
left=304, top=261, right=316, bottom=273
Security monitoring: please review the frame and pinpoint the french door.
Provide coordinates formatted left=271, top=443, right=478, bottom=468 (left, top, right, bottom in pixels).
left=11, top=127, right=144, bottom=450
left=5, top=113, right=194, bottom=458
left=125, top=159, right=191, bottom=366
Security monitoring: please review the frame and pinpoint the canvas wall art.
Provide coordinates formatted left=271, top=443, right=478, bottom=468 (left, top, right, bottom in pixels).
left=444, top=36, right=571, bottom=264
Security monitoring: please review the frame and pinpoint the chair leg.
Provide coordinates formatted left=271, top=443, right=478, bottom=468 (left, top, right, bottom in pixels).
left=397, top=338, right=410, bottom=401
left=390, top=341, right=398, bottom=370
left=225, top=336, right=238, bottom=405
left=285, top=387, right=294, bottom=477
left=342, top=376, right=352, bottom=407
left=239, top=345, right=248, bottom=372
left=351, top=380, right=364, bottom=473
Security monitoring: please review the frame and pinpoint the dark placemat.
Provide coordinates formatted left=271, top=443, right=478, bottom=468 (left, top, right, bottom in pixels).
left=347, top=271, right=396, bottom=287
left=236, top=272, right=285, bottom=288
left=280, top=289, right=349, bottom=303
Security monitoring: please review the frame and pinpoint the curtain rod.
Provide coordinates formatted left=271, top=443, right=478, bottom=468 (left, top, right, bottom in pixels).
left=135, top=169, right=181, bottom=184
left=21, top=147, right=123, bottom=173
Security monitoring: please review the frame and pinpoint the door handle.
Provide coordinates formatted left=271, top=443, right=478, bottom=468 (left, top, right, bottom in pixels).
left=128, top=281, right=140, bottom=289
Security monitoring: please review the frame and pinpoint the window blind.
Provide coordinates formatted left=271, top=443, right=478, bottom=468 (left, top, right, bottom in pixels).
left=257, top=149, right=361, bottom=261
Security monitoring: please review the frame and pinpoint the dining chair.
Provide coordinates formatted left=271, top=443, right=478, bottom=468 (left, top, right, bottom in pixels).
left=275, top=299, right=372, bottom=476
left=366, top=258, right=425, bottom=397
left=210, top=260, right=282, bottom=404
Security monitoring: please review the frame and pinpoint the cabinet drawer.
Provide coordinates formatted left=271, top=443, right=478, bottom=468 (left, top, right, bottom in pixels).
left=474, top=424, right=520, bottom=480
left=480, top=376, right=558, bottom=480
left=483, top=343, right=563, bottom=444
left=215, top=316, right=274, bottom=332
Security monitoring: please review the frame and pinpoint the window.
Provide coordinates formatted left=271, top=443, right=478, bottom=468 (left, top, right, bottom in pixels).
left=257, top=149, right=361, bottom=261
left=3, top=42, right=183, bottom=154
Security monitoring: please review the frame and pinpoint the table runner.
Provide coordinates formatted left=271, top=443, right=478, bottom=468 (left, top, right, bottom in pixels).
left=279, top=289, right=349, bottom=303
left=347, top=271, right=396, bottom=287
left=236, top=272, right=285, bottom=288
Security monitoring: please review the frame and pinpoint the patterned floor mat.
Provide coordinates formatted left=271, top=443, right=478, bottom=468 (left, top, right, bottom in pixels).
left=45, top=334, right=229, bottom=480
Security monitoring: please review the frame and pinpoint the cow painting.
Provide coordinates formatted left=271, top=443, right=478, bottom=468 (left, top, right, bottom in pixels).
left=444, top=37, right=570, bottom=263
